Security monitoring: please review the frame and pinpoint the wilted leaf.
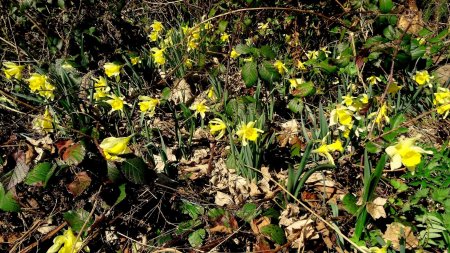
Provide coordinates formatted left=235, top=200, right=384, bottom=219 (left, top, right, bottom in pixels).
left=367, top=197, right=387, bottom=220
left=291, top=81, right=316, bottom=97
left=250, top=216, right=271, bottom=235
left=8, top=151, right=29, bottom=190
left=62, top=143, right=86, bottom=166
left=67, top=171, right=91, bottom=197
left=63, top=209, right=94, bottom=233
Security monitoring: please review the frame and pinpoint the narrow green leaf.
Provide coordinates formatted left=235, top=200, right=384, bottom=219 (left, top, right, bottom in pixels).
left=115, top=183, right=127, bottom=205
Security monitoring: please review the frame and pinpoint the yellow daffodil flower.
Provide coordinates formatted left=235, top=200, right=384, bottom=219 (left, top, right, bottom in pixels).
left=413, top=70, right=433, bottom=87
left=230, top=48, right=240, bottom=59
left=104, top=62, right=122, bottom=78
left=289, top=78, right=304, bottom=90
left=209, top=118, right=227, bottom=140
left=151, top=47, right=166, bottom=65
left=296, top=60, right=307, bottom=70
left=367, top=75, right=381, bottom=85
left=273, top=60, right=288, bottom=74
left=342, top=94, right=354, bottom=107
left=27, top=73, right=47, bottom=92
left=93, top=76, right=107, bottom=89
left=33, top=108, right=53, bottom=133
left=148, top=31, right=159, bottom=42
left=369, top=103, right=390, bottom=127
left=320, top=47, right=331, bottom=57
left=236, top=121, right=264, bottom=146
left=387, top=81, right=402, bottom=95
left=2, top=62, right=25, bottom=80
left=92, top=77, right=109, bottom=101
left=130, top=56, right=141, bottom=65
left=184, top=59, right=193, bottom=69
left=100, top=135, right=133, bottom=161
left=151, top=20, right=164, bottom=33
left=39, top=81, right=56, bottom=100
left=257, top=22, right=269, bottom=32
left=189, top=100, right=209, bottom=119
left=220, top=32, right=230, bottom=42
left=330, top=105, right=353, bottom=128
left=312, top=139, right=344, bottom=165
left=138, top=96, right=159, bottom=116
left=433, top=87, right=450, bottom=118
left=385, top=135, right=433, bottom=172
left=47, top=227, right=89, bottom=253
left=368, top=245, right=388, bottom=253
left=106, top=94, right=128, bottom=114
left=306, top=50, right=319, bottom=60
left=207, top=87, right=217, bottom=100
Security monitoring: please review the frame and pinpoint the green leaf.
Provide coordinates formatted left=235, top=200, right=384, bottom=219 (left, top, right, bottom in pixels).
left=176, top=219, right=201, bottom=235
left=342, top=193, right=358, bottom=215
left=383, top=25, right=398, bottom=41
left=63, top=209, right=93, bottom=233
left=242, top=61, right=258, bottom=87
left=379, top=0, right=394, bottom=13
left=382, top=127, right=408, bottom=142
left=121, top=157, right=148, bottom=184
left=365, top=142, right=380, bottom=154
left=188, top=229, right=206, bottom=247
left=62, top=142, right=86, bottom=166
left=115, top=183, right=127, bottom=205
left=258, top=61, right=280, bottom=82
left=390, top=179, right=408, bottom=193
left=161, top=87, right=171, bottom=102
left=236, top=203, right=260, bottom=222
left=364, top=36, right=388, bottom=48
left=411, top=43, right=426, bottom=60
left=390, top=114, right=406, bottom=129
left=181, top=201, right=204, bottom=220
left=0, top=183, right=21, bottom=212
left=288, top=98, right=304, bottom=114
left=25, top=162, right=54, bottom=187
left=218, top=20, right=228, bottom=32
left=260, top=45, right=276, bottom=60
left=317, top=59, right=338, bottom=73
left=429, top=29, right=448, bottom=43
left=292, top=81, right=316, bottom=97
left=235, top=44, right=252, bottom=54
left=432, top=188, right=450, bottom=204
left=208, top=208, right=225, bottom=219
left=260, top=224, right=286, bottom=245
left=107, top=161, right=121, bottom=183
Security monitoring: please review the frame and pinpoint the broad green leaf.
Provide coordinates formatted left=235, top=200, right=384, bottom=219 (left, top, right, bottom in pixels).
left=0, top=183, right=21, bottom=212
left=188, top=229, right=206, bottom=247
left=242, top=61, right=258, bottom=87
left=161, top=87, right=171, bottom=102
left=260, top=45, right=276, bottom=60
left=288, top=98, right=304, bottom=114
left=382, top=127, right=408, bottom=142
left=383, top=25, right=398, bottom=41
left=181, top=201, right=204, bottom=220
left=25, top=162, right=54, bottom=187
left=63, top=209, right=93, bottom=233
left=365, top=142, right=380, bottom=154
left=411, top=44, right=426, bottom=60
left=218, top=20, right=228, bottom=32
left=121, top=157, right=148, bottom=184
left=432, top=188, right=450, bottom=204
left=107, top=161, right=121, bottom=183
left=258, top=61, right=280, bottom=82
left=235, top=44, right=252, bottom=54
left=292, top=81, right=316, bottom=97
left=176, top=219, right=201, bottom=235
left=208, top=208, right=225, bottom=219
left=236, top=203, right=260, bottom=222
left=317, top=59, right=338, bottom=73
left=260, top=224, right=286, bottom=245
left=379, top=0, right=394, bottom=13
left=62, top=142, right=86, bottom=166
left=342, top=193, right=358, bottom=215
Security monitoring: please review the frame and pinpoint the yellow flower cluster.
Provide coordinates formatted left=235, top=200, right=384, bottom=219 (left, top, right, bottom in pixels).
left=413, top=70, right=433, bottom=87
left=26, top=73, right=56, bottom=100
left=92, top=76, right=110, bottom=101
left=104, top=62, right=122, bottom=78
left=151, top=47, right=166, bottom=65
left=236, top=121, right=264, bottom=146
left=139, top=96, right=160, bottom=116
left=330, top=94, right=370, bottom=137
left=433, top=87, right=450, bottom=118
left=312, top=139, right=344, bottom=165
left=149, top=20, right=164, bottom=42
left=33, top=108, right=53, bottom=133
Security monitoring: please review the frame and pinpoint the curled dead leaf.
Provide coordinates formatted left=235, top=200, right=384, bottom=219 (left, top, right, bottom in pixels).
left=367, top=197, right=387, bottom=220
left=383, top=222, right=418, bottom=250
left=215, top=191, right=234, bottom=206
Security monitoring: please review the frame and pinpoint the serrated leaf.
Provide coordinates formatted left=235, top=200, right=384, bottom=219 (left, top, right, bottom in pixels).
left=236, top=203, right=260, bottom=222
left=317, top=59, right=337, bottom=73
left=260, top=224, right=286, bottom=245
left=25, top=162, right=54, bottom=187
left=208, top=208, right=225, bottom=219
left=235, top=44, right=252, bottom=54
left=63, top=209, right=93, bottom=233
left=176, top=219, right=202, bottom=235
left=8, top=151, right=29, bottom=190
left=62, top=142, right=86, bottom=166
left=260, top=45, right=276, bottom=60
left=242, top=61, right=258, bottom=87
left=365, top=142, right=380, bottom=154
left=258, top=61, right=280, bottom=82
left=379, top=0, right=393, bottom=13
left=121, top=157, right=148, bottom=184
left=181, top=201, right=204, bottom=220
left=188, top=229, right=206, bottom=247
left=342, top=193, right=358, bottom=215
left=390, top=179, right=408, bottom=193
left=0, top=183, right=21, bottom=212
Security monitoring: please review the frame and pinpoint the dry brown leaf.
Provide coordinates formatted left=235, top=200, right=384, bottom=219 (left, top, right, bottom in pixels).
left=316, top=221, right=333, bottom=249
left=254, top=236, right=272, bottom=252
left=397, top=10, right=423, bottom=35
left=367, top=197, right=387, bottom=220
left=285, top=215, right=319, bottom=248
left=251, top=216, right=271, bottom=235
left=180, top=164, right=208, bottom=180
left=383, top=222, right=418, bottom=250
left=170, top=78, right=193, bottom=104
left=277, top=119, right=300, bottom=147
left=279, top=204, right=300, bottom=227
left=209, top=215, right=238, bottom=234
left=67, top=171, right=92, bottom=197
left=215, top=191, right=234, bottom=206
left=435, top=64, right=450, bottom=85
